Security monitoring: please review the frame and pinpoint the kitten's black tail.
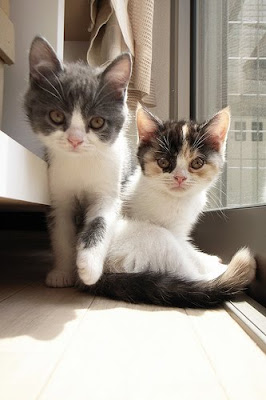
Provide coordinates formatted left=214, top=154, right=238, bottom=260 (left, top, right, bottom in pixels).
left=82, top=248, right=256, bottom=308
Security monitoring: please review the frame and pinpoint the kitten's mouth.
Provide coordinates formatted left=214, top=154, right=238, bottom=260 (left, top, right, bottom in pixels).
left=69, top=146, right=82, bottom=153
left=170, top=182, right=188, bottom=192
left=171, top=186, right=186, bottom=191
left=65, top=143, right=94, bottom=153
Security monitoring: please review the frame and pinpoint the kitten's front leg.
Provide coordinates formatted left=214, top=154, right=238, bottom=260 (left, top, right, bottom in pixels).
left=76, top=202, right=118, bottom=285
left=46, top=206, right=76, bottom=287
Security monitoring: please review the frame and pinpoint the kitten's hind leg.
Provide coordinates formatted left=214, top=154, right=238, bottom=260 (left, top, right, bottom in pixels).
left=46, top=207, right=76, bottom=288
left=106, top=220, right=201, bottom=279
left=180, top=241, right=227, bottom=280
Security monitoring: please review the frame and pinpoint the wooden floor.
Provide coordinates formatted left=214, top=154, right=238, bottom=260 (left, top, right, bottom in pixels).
left=0, top=231, right=266, bottom=400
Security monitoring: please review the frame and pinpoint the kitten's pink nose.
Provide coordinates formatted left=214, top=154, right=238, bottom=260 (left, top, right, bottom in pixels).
left=174, top=175, right=187, bottom=185
left=68, top=136, right=84, bottom=148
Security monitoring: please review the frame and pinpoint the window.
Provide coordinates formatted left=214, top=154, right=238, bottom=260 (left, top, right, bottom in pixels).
left=194, top=0, right=266, bottom=208
left=252, top=131, right=264, bottom=140
left=234, top=121, right=247, bottom=141
left=251, top=121, right=264, bottom=141
left=235, top=121, right=246, bottom=131
left=172, top=0, right=266, bottom=333
left=251, top=121, right=263, bottom=131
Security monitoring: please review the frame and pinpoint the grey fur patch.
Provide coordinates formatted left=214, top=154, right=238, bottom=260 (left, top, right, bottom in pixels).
left=79, top=217, right=106, bottom=248
left=72, top=193, right=99, bottom=233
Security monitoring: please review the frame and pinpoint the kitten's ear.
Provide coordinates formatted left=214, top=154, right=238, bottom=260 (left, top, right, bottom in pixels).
left=201, top=106, right=231, bottom=151
left=29, top=36, right=62, bottom=82
left=137, top=107, right=162, bottom=142
left=100, top=53, right=132, bottom=99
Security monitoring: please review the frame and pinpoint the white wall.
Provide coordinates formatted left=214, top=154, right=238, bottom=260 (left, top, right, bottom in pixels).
left=2, top=0, right=65, bottom=157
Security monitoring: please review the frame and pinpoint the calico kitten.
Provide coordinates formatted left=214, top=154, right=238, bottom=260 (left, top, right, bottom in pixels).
left=85, top=107, right=256, bottom=308
left=24, top=36, right=132, bottom=287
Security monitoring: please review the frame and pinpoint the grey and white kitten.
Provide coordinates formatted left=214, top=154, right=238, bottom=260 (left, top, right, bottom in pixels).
left=24, top=36, right=132, bottom=287
left=86, top=107, right=256, bottom=308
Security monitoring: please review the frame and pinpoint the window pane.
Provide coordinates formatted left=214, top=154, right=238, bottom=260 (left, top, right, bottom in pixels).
left=195, top=0, right=266, bottom=208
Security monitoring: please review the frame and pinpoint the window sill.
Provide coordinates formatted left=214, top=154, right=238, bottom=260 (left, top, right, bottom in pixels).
left=225, top=295, right=266, bottom=353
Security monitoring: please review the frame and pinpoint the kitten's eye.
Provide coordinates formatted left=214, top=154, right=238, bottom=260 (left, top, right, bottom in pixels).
left=90, top=117, right=105, bottom=129
left=49, top=110, right=65, bottom=125
left=191, top=157, right=205, bottom=170
left=157, top=158, right=170, bottom=169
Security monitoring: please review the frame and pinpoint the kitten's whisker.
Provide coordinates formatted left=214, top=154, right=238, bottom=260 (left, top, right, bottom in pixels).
left=165, top=133, right=171, bottom=149
left=192, top=130, right=211, bottom=149
left=51, top=70, right=65, bottom=101
left=206, top=191, right=227, bottom=220
left=157, top=137, right=170, bottom=153
left=193, top=129, right=211, bottom=147
left=163, top=134, right=171, bottom=150
left=93, top=94, right=126, bottom=109
left=93, top=79, right=112, bottom=101
left=94, top=83, right=125, bottom=106
left=37, top=70, right=63, bottom=103
left=36, top=83, right=62, bottom=102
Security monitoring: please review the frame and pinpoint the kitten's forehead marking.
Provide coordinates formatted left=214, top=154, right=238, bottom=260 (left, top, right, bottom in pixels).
left=70, top=109, right=86, bottom=131
left=175, top=153, right=188, bottom=171
left=182, top=123, right=189, bottom=139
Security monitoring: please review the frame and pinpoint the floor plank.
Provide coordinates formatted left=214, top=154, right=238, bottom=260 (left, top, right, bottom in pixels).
left=0, top=231, right=51, bottom=302
left=0, top=283, right=94, bottom=400
left=0, top=280, right=32, bottom=303
left=186, top=308, right=266, bottom=400
left=38, top=298, right=227, bottom=400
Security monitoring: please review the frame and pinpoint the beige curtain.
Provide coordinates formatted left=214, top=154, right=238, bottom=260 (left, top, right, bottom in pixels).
left=87, top=0, right=156, bottom=116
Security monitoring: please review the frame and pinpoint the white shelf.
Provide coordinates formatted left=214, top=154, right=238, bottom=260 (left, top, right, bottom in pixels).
left=0, top=131, right=50, bottom=209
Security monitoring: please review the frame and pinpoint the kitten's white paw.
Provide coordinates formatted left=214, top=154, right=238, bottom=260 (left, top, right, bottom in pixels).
left=46, top=269, right=75, bottom=288
left=196, top=253, right=225, bottom=276
left=204, top=264, right=227, bottom=281
left=76, top=249, right=103, bottom=285
left=195, top=252, right=227, bottom=280
left=210, top=255, right=223, bottom=264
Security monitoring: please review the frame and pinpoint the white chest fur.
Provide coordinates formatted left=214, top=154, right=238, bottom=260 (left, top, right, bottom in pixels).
left=124, top=170, right=207, bottom=238
left=48, top=136, right=125, bottom=205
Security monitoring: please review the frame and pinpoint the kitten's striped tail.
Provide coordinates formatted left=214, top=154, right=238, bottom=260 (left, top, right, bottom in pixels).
left=82, top=248, right=256, bottom=308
